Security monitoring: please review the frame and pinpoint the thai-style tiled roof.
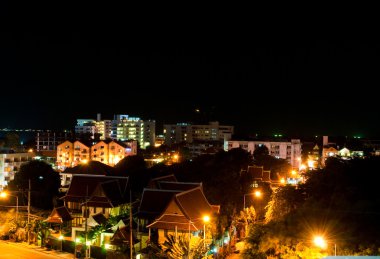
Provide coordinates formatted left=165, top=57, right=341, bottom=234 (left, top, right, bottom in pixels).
left=147, top=174, right=177, bottom=189
left=248, top=166, right=264, bottom=180
left=62, top=175, right=128, bottom=203
left=91, top=213, right=108, bottom=225
left=82, top=179, right=128, bottom=207
left=110, top=226, right=138, bottom=245
left=45, top=206, right=72, bottom=223
left=157, top=181, right=202, bottom=191
left=137, top=189, right=181, bottom=219
left=147, top=187, right=218, bottom=231
left=63, top=161, right=116, bottom=175
left=174, top=187, right=214, bottom=225
left=146, top=213, right=199, bottom=231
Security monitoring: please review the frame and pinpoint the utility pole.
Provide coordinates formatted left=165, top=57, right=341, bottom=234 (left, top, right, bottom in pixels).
left=27, top=179, right=31, bottom=244
left=84, top=186, right=89, bottom=259
left=129, top=189, right=133, bottom=259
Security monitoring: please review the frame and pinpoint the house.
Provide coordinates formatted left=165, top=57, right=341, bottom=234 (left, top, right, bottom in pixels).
left=61, top=175, right=129, bottom=242
left=146, top=187, right=219, bottom=244
left=45, top=206, right=73, bottom=226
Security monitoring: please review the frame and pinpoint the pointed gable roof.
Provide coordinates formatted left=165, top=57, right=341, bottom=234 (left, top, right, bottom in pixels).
left=63, top=175, right=128, bottom=203
left=157, top=181, right=202, bottom=191
left=147, top=187, right=218, bottom=231
left=110, top=226, right=138, bottom=245
left=137, top=188, right=181, bottom=219
left=147, top=174, right=177, bottom=189
left=63, top=161, right=116, bottom=175
left=83, top=179, right=126, bottom=207
left=248, top=166, right=264, bottom=180
left=146, top=214, right=199, bottom=231
left=45, top=206, right=72, bottom=223
left=175, top=187, right=214, bottom=222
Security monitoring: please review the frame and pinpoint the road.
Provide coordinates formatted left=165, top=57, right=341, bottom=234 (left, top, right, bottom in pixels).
left=0, top=241, right=65, bottom=259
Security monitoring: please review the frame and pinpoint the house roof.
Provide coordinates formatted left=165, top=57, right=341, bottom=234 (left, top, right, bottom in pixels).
left=146, top=213, right=199, bottom=231
left=63, top=175, right=128, bottom=203
left=137, top=189, right=181, bottom=219
left=83, top=179, right=127, bottom=207
left=175, top=187, right=214, bottom=224
left=63, top=161, right=116, bottom=176
left=45, top=206, right=72, bottom=223
left=91, top=213, right=108, bottom=225
left=248, top=166, right=264, bottom=180
left=157, top=181, right=202, bottom=191
left=147, top=174, right=177, bottom=189
left=262, top=170, right=271, bottom=182
left=110, top=226, right=138, bottom=245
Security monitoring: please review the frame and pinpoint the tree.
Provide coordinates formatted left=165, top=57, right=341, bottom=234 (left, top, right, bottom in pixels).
left=244, top=157, right=380, bottom=256
left=4, top=132, right=22, bottom=151
left=8, top=160, right=60, bottom=209
left=253, top=145, right=291, bottom=172
left=253, top=145, right=269, bottom=161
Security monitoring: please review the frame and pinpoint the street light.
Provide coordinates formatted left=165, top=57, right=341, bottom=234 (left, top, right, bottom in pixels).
left=203, top=215, right=210, bottom=248
left=0, top=192, right=18, bottom=223
left=313, top=235, right=336, bottom=256
left=59, top=235, right=64, bottom=252
left=243, top=190, right=262, bottom=210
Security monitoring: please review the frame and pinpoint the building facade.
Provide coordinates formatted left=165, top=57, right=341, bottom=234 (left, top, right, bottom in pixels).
left=75, top=114, right=155, bottom=149
left=57, top=140, right=137, bottom=170
left=0, top=152, right=34, bottom=190
left=226, top=139, right=302, bottom=168
left=112, top=115, right=155, bottom=149
left=36, top=130, right=73, bottom=152
left=163, top=121, right=234, bottom=146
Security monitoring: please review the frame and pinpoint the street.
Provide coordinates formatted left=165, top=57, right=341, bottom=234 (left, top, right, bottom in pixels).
left=0, top=241, right=68, bottom=259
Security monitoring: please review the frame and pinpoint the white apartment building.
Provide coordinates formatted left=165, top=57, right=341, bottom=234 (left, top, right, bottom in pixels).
left=96, top=120, right=112, bottom=140
left=75, top=119, right=97, bottom=136
left=0, top=152, right=34, bottom=190
left=111, top=115, right=155, bottom=149
left=164, top=121, right=234, bottom=146
left=226, top=139, right=302, bottom=168
left=75, top=114, right=155, bottom=149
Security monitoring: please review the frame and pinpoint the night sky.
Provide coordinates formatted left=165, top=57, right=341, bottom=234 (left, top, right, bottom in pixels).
left=0, top=7, right=379, bottom=137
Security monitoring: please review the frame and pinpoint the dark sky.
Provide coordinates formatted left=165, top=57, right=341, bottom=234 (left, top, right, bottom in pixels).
left=0, top=6, right=379, bottom=137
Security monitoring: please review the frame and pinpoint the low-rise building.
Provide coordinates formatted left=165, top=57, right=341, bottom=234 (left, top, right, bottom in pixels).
left=57, top=140, right=137, bottom=170
left=164, top=121, right=234, bottom=146
left=0, top=151, right=34, bottom=190
left=226, top=139, right=302, bottom=168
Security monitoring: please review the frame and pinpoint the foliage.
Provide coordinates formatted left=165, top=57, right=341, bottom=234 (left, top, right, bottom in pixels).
left=33, top=220, right=50, bottom=246
left=244, top=157, right=380, bottom=256
left=8, top=160, right=60, bottom=209
left=253, top=145, right=291, bottom=172
left=265, top=185, right=305, bottom=223
left=163, top=234, right=208, bottom=259
left=0, top=210, right=17, bottom=240
left=114, top=155, right=149, bottom=193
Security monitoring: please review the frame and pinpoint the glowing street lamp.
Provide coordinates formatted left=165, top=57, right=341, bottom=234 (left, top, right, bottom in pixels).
left=0, top=192, right=18, bottom=223
left=313, top=235, right=336, bottom=256
left=59, top=235, right=64, bottom=252
left=254, top=190, right=262, bottom=198
left=244, top=191, right=262, bottom=210
left=203, top=215, right=210, bottom=248
left=313, top=236, right=327, bottom=249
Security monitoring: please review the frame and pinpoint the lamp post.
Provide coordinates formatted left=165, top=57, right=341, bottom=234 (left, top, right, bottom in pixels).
left=0, top=192, right=18, bottom=223
left=243, top=191, right=262, bottom=237
left=203, top=215, right=210, bottom=249
left=243, top=190, right=262, bottom=210
left=59, top=235, right=64, bottom=252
